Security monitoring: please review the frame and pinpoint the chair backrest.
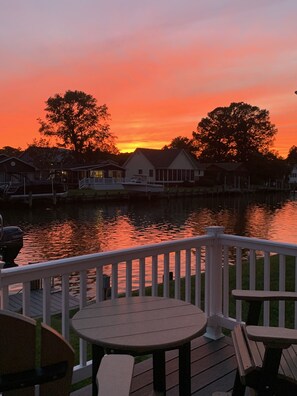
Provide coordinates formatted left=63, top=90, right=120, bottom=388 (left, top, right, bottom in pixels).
left=0, top=310, right=36, bottom=396
left=0, top=310, right=75, bottom=396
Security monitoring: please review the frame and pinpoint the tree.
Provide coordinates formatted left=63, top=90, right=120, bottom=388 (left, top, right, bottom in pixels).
left=24, top=144, right=75, bottom=170
left=286, top=145, right=297, bottom=164
left=0, top=146, right=22, bottom=157
left=162, top=136, right=198, bottom=157
left=246, top=151, right=289, bottom=185
left=193, top=102, right=277, bottom=162
left=38, top=90, right=119, bottom=160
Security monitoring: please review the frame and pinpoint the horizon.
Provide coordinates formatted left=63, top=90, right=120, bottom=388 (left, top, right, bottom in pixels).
left=1, top=1, right=296, bottom=157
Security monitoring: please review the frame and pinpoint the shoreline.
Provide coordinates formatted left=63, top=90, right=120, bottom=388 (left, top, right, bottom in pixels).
left=0, top=186, right=293, bottom=208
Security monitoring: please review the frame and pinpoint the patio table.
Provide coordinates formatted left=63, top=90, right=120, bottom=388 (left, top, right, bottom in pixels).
left=71, top=296, right=207, bottom=395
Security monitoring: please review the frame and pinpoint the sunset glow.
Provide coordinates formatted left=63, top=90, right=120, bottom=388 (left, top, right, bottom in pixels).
left=1, top=1, right=296, bottom=156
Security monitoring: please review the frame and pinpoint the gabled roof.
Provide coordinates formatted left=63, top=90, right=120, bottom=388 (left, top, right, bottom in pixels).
left=204, top=162, right=247, bottom=172
left=125, top=148, right=202, bottom=169
left=69, top=161, right=124, bottom=171
left=0, top=154, right=9, bottom=162
left=0, top=156, right=36, bottom=171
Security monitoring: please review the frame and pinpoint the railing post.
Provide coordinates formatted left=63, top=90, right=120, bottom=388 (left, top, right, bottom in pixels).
left=204, top=226, right=224, bottom=340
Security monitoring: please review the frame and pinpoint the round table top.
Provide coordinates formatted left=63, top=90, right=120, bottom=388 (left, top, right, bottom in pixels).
left=71, top=296, right=207, bottom=353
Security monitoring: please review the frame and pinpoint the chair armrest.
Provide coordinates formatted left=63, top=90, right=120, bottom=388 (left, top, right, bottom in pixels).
left=97, top=354, right=134, bottom=396
left=246, top=325, right=297, bottom=348
left=232, top=289, right=297, bottom=302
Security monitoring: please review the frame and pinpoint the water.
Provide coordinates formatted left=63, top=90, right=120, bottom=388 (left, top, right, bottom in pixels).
left=2, top=192, right=297, bottom=267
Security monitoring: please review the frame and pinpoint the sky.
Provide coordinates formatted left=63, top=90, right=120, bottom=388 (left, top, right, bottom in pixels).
left=1, top=0, right=296, bottom=156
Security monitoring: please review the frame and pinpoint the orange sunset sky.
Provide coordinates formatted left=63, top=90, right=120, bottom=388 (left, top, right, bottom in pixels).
left=1, top=1, right=296, bottom=157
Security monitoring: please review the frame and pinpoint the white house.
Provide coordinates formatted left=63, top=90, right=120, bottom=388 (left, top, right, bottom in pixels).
left=123, top=148, right=204, bottom=185
left=289, top=164, right=297, bottom=186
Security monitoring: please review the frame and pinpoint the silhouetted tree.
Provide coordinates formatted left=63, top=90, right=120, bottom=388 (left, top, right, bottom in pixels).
left=23, top=145, right=75, bottom=169
left=163, top=136, right=198, bottom=157
left=286, top=145, right=297, bottom=164
left=0, top=146, right=22, bottom=157
left=38, top=90, right=119, bottom=161
left=246, top=151, right=289, bottom=185
left=193, top=102, right=277, bottom=162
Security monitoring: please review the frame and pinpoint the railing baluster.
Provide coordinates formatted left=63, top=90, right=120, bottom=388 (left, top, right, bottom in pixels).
left=279, top=254, right=286, bottom=327
left=126, top=260, right=132, bottom=297
left=96, top=266, right=103, bottom=302
left=43, top=277, right=51, bottom=325
left=175, top=251, right=181, bottom=300
left=111, top=263, right=118, bottom=299
left=185, top=249, right=191, bottom=303
left=139, top=258, right=145, bottom=296
left=235, top=247, right=242, bottom=322
left=163, top=253, right=169, bottom=298
left=79, top=270, right=87, bottom=368
left=23, top=282, right=31, bottom=317
left=79, top=271, right=87, bottom=308
left=249, top=249, right=256, bottom=290
left=195, top=248, right=201, bottom=308
left=152, top=255, right=158, bottom=296
left=61, top=274, right=70, bottom=340
left=263, top=251, right=271, bottom=326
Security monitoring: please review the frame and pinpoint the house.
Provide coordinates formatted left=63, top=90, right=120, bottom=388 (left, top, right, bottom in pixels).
left=0, top=155, right=36, bottom=186
left=202, top=162, right=249, bottom=189
left=19, top=147, right=75, bottom=180
left=288, top=164, right=297, bottom=187
left=68, top=161, right=125, bottom=189
left=20, top=147, right=126, bottom=189
left=123, top=148, right=204, bottom=185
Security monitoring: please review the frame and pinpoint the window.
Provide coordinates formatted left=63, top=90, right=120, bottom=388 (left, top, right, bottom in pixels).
left=90, top=170, right=104, bottom=178
left=149, top=169, right=154, bottom=177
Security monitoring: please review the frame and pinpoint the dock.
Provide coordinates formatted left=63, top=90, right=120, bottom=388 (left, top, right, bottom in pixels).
left=8, top=289, right=80, bottom=318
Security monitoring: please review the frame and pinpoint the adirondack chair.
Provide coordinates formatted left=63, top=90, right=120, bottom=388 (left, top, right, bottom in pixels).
left=231, top=289, right=297, bottom=396
left=0, top=310, right=75, bottom=395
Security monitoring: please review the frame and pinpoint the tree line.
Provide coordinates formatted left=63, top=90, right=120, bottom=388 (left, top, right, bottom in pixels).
left=1, top=89, right=297, bottom=181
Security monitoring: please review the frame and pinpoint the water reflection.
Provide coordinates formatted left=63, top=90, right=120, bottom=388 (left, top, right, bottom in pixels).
left=2, top=192, right=297, bottom=266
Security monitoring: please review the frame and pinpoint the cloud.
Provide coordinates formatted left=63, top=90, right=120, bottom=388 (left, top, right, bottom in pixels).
left=0, top=0, right=296, bottom=155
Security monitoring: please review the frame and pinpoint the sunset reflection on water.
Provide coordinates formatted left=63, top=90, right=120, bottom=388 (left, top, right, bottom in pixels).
left=4, top=193, right=297, bottom=266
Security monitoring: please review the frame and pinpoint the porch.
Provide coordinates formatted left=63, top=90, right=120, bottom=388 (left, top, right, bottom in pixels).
left=1, top=226, right=297, bottom=393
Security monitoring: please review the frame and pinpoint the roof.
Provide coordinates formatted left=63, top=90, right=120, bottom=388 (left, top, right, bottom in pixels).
left=204, top=162, right=247, bottom=172
left=0, top=154, right=9, bottom=162
left=69, top=161, right=124, bottom=171
left=0, top=156, right=36, bottom=171
left=125, top=148, right=202, bottom=169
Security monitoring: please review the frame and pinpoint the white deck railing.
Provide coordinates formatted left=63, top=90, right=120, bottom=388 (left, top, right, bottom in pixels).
left=79, top=177, right=124, bottom=190
left=1, top=226, right=297, bottom=384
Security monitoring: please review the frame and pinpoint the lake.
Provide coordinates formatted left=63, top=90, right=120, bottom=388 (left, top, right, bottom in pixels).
left=2, top=191, right=297, bottom=267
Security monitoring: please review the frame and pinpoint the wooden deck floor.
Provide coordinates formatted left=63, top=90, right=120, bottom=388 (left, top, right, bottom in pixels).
left=72, top=335, right=237, bottom=395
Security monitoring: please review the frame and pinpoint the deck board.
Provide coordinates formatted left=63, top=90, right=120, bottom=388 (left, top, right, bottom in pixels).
left=129, top=336, right=237, bottom=396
